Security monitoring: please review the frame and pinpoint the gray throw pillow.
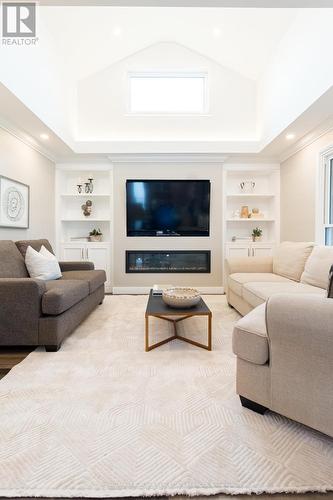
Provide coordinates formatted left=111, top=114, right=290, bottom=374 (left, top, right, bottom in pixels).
left=328, top=264, right=333, bottom=298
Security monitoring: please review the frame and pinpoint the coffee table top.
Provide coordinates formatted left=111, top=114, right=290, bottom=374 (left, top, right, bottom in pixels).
left=146, top=290, right=211, bottom=316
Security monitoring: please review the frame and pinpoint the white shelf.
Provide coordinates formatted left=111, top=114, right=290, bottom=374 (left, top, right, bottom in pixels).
left=226, top=218, right=275, bottom=222
left=60, top=193, right=110, bottom=198
left=227, top=193, right=275, bottom=198
left=61, top=218, right=110, bottom=222
left=62, top=241, right=110, bottom=245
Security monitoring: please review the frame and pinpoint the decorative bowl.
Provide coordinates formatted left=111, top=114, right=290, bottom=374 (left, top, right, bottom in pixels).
left=162, top=287, right=201, bottom=309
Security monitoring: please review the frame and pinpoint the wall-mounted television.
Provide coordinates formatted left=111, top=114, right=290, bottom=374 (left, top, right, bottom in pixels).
left=126, top=179, right=210, bottom=237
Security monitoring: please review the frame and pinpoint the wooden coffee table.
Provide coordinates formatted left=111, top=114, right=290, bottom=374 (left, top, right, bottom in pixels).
left=145, top=290, right=212, bottom=351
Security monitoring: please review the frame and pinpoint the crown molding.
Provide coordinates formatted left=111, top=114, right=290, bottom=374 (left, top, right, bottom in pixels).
left=0, top=117, right=57, bottom=163
left=107, top=153, right=228, bottom=164
left=279, top=117, right=333, bottom=163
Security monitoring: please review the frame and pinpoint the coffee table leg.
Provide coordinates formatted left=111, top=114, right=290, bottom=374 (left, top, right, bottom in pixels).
left=145, top=314, right=149, bottom=352
left=208, top=313, right=212, bottom=351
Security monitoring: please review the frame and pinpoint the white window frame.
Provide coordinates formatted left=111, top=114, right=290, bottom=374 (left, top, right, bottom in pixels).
left=127, top=71, right=209, bottom=116
left=317, top=146, right=333, bottom=245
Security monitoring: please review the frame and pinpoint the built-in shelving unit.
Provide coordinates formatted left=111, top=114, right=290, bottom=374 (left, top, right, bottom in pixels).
left=222, top=164, right=280, bottom=264
left=55, top=164, right=113, bottom=292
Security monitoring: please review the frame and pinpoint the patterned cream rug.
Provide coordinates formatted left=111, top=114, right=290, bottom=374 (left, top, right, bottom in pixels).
left=0, top=295, right=332, bottom=498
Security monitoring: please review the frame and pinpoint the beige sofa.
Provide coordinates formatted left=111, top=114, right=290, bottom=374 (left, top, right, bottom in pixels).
left=227, top=242, right=333, bottom=437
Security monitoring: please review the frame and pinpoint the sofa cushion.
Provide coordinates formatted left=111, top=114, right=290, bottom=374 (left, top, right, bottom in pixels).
left=243, top=281, right=325, bottom=309
left=16, top=239, right=54, bottom=258
left=25, top=246, right=62, bottom=281
left=232, top=303, right=268, bottom=365
left=228, top=273, right=292, bottom=296
left=0, top=240, right=28, bottom=278
left=273, top=241, right=314, bottom=282
left=42, top=280, right=89, bottom=315
left=301, top=246, right=333, bottom=289
left=61, top=270, right=106, bottom=294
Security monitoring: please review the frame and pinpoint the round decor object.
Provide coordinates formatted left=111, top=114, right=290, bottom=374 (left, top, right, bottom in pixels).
left=4, top=187, right=25, bottom=222
left=162, top=287, right=201, bottom=309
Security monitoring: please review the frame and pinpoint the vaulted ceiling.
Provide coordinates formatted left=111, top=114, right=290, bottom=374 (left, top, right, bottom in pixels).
left=0, top=5, right=333, bottom=159
left=40, top=7, right=296, bottom=81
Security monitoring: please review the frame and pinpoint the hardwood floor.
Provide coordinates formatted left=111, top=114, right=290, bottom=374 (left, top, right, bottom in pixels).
left=0, top=346, right=33, bottom=376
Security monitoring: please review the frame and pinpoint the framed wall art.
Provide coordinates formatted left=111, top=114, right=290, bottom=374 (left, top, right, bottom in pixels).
left=0, top=176, right=30, bottom=229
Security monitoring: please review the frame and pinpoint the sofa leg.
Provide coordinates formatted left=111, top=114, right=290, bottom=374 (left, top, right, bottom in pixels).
left=240, top=396, right=268, bottom=415
left=99, top=300, right=104, bottom=305
left=45, top=344, right=61, bottom=352
left=227, top=302, right=234, bottom=309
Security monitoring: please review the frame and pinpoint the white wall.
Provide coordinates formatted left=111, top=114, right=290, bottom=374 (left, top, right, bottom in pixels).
left=259, top=9, right=333, bottom=148
left=0, top=11, right=75, bottom=146
left=0, top=128, right=55, bottom=244
left=281, top=129, right=333, bottom=242
left=113, top=162, right=223, bottom=288
left=77, top=42, right=257, bottom=142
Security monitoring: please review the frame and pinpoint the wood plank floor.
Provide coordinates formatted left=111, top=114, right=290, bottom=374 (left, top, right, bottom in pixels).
left=0, top=346, right=33, bottom=372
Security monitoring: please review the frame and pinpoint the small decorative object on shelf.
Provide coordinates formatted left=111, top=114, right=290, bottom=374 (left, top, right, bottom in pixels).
left=89, top=228, right=103, bottom=242
left=239, top=181, right=255, bottom=193
left=249, top=208, right=265, bottom=219
left=88, top=174, right=94, bottom=193
left=77, top=177, right=83, bottom=194
left=84, top=182, right=90, bottom=194
left=81, top=200, right=92, bottom=217
left=162, top=287, right=201, bottom=309
left=240, top=206, right=249, bottom=218
left=232, top=209, right=240, bottom=219
left=252, top=227, right=263, bottom=242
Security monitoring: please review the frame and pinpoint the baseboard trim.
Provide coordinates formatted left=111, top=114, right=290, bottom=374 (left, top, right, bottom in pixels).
left=112, top=286, right=224, bottom=295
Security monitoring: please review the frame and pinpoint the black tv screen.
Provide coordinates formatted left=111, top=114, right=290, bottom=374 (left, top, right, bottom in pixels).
left=126, top=180, right=210, bottom=237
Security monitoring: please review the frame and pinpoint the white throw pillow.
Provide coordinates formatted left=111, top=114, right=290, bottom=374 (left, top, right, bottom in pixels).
left=301, top=246, right=333, bottom=289
left=273, top=241, right=314, bottom=282
left=25, top=245, right=62, bottom=281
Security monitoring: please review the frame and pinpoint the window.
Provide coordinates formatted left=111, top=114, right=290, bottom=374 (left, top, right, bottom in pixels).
left=319, top=154, right=333, bottom=245
left=128, top=72, right=208, bottom=115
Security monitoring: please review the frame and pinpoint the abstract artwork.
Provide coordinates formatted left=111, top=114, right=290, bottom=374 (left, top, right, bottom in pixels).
left=0, top=176, right=29, bottom=229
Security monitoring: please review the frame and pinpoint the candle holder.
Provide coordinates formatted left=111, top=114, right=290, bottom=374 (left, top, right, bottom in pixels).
left=84, top=182, right=90, bottom=194
left=77, top=184, right=82, bottom=194
left=88, top=177, right=94, bottom=193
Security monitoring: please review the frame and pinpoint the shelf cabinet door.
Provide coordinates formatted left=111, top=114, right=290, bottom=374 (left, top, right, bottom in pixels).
left=226, top=245, right=250, bottom=258
left=61, top=245, right=84, bottom=261
left=251, top=245, right=273, bottom=257
left=86, top=245, right=109, bottom=272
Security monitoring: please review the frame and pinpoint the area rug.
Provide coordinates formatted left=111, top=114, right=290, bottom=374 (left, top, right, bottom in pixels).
left=0, top=295, right=332, bottom=498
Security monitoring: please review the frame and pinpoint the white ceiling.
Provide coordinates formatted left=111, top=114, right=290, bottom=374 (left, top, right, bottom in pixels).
left=1, top=5, right=333, bottom=159
left=41, top=7, right=297, bottom=81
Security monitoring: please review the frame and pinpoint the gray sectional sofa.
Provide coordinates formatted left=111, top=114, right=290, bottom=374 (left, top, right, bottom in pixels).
left=0, top=239, right=106, bottom=351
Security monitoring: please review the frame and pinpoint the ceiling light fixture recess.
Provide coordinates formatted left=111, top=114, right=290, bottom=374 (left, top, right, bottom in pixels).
left=40, top=133, right=49, bottom=140
left=286, top=133, right=295, bottom=140
left=112, top=26, right=122, bottom=37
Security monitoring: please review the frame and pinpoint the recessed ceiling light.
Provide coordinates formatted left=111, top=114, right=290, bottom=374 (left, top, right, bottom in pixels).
left=40, top=133, right=49, bottom=140
left=213, top=27, right=221, bottom=38
left=112, top=26, right=122, bottom=37
left=286, top=133, right=295, bottom=140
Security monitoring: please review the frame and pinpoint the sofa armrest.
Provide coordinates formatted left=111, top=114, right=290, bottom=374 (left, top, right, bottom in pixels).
left=59, top=261, right=95, bottom=272
left=224, top=256, right=273, bottom=291
left=266, top=294, right=333, bottom=436
left=225, top=256, right=273, bottom=275
left=0, top=278, right=46, bottom=344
